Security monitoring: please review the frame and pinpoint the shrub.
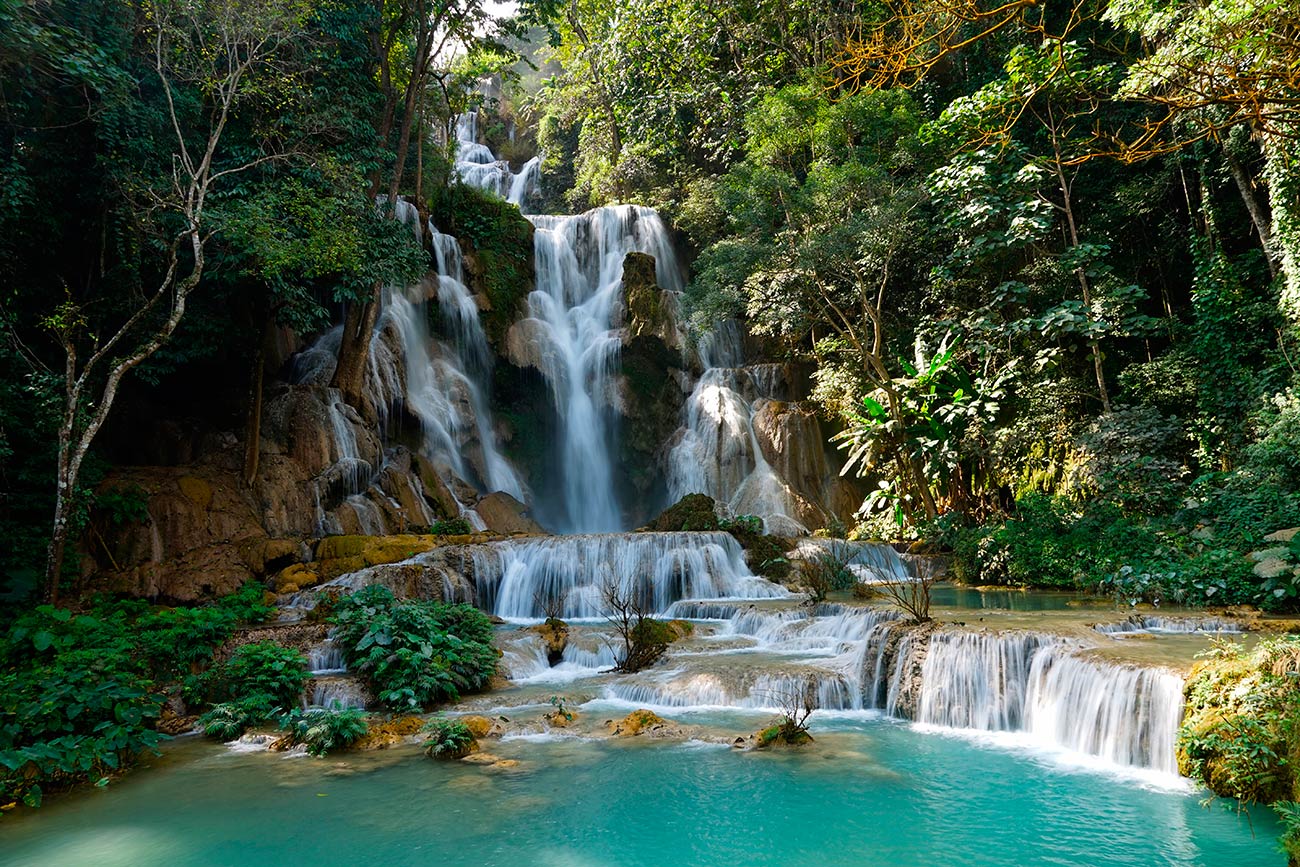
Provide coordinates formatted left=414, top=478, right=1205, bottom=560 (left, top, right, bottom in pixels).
left=422, top=716, right=476, bottom=759
left=0, top=583, right=270, bottom=807
left=197, top=696, right=279, bottom=741
left=192, top=642, right=308, bottom=709
left=278, top=706, right=368, bottom=757
left=429, top=517, right=472, bottom=536
left=331, top=586, right=497, bottom=711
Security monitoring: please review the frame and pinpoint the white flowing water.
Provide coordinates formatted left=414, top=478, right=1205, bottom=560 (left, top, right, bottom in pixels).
left=523, top=206, right=683, bottom=532
left=666, top=321, right=807, bottom=534
left=453, top=112, right=540, bottom=210
left=1095, top=615, right=1243, bottom=635
left=466, top=531, right=786, bottom=620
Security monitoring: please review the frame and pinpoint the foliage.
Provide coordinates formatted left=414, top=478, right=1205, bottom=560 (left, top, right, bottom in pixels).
left=0, top=583, right=271, bottom=807
left=197, top=696, right=280, bottom=742
left=330, top=586, right=497, bottom=711
left=1179, top=637, right=1300, bottom=806
left=277, top=705, right=369, bottom=757
left=428, top=517, right=473, bottom=536
left=803, top=549, right=858, bottom=605
left=422, top=715, right=476, bottom=759
left=189, top=642, right=308, bottom=710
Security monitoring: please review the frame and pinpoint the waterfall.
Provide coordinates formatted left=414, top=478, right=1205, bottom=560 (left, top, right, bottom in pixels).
left=666, top=321, right=807, bottom=535
left=467, top=531, right=787, bottom=619
left=523, top=206, right=683, bottom=532
left=914, top=631, right=1056, bottom=731
left=453, top=112, right=540, bottom=210
left=1095, top=615, right=1242, bottom=635
left=1025, top=648, right=1185, bottom=774
left=309, top=676, right=367, bottom=710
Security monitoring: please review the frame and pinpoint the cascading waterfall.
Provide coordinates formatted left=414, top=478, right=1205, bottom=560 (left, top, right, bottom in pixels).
left=666, top=320, right=807, bottom=535
left=522, top=206, right=684, bottom=532
left=914, top=632, right=1057, bottom=731
left=453, top=112, right=540, bottom=210
left=467, top=531, right=787, bottom=619
left=1095, top=615, right=1242, bottom=635
left=1026, top=648, right=1184, bottom=774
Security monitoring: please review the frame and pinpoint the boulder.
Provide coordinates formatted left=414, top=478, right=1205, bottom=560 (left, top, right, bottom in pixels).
left=608, top=709, right=668, bottom=737
left=529, top=619, right=569, bottom=665
left=353, top=716, right=425, bottom=751
left=474, top=492, right=545, bottom=534
left=460, top=715, right=505, bottom=739
left=643, top=494, right=721, bottom=532
left=1264, top=528, right=1300, bottom=543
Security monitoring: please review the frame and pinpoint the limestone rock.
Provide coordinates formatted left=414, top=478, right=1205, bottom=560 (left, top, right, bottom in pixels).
left=353, top=716, right=425, bottom=751
left=1254, top=557, right=1291, bottom=579
left=608, top=709, right=668, bottom=736
left=474, top=492, right=545, bottom=535
left=1264, top=528, right=1300, bottom=543
left=529, top=620, right=569, bottom=665
left=460, top=715, right=505, bottom=739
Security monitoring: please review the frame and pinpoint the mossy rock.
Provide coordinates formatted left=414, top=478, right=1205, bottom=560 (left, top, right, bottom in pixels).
left=609, top=709, right=669, bottom=737
left=460, top=715, right=503, bottom=739
left=644, top=494, right=721, bottom=532
left=754, top=724, right=813, bottom=749
left=273, top=562, right=321, bottom=594
left=354, top=715, right=424, bottom=751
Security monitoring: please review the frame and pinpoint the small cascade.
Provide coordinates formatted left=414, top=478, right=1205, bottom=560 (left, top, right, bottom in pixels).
left=606, top=667, right=863, bottom=711
left=468, top=531, right=787, bottom=619
left=521, top=206, right=684, bottom=532
left=913, top=631, right=1057, bottom=731
left=307, top=639, right=346, bottom=675
left=790, top=538, right=914, bottom=584
left=453, top=112, right=540, bottom=210
left=309, top=676, right=367, bottom=710
left=1026, top=649, right=1185, bottom=774
left=1095, top=615, right=1243, bottom=635
left=666, top=321, right=807, bottom=535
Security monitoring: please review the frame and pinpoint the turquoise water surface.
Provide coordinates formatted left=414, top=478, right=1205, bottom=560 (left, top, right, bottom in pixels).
left=0, top=714, right=1280, bottom=867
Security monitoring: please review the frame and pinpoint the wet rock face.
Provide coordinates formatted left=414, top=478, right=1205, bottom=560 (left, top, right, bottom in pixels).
left=529, top=619, right=570, bottom=666
left=475, top=491, right=545, bottom=535
left=615, top=251, right=686, bottom=518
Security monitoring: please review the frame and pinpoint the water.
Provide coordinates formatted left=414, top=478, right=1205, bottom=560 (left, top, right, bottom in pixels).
left=453, top=112, right=540, bottom=210
left=519, top=207, right=683, bottom=532
left=0, top=723, right=1277, bottom=867
left=465, top=531, right=789, bottom=620
left=666, top=322, right=809, bottom=534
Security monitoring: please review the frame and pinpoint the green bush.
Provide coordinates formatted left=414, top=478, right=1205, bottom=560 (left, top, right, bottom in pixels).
left=429, top=517, right=473, bottom=536
left=278, top=706, right=368, bottom=757
left=191, top=642, right=308, bottom=709
left=422, top=716, right=476, bottom=759
left=197, top=696, right=279, bottom=741
left=0, top=584, right=271, bottom=807
left=331, top=586, right=497, bottom=711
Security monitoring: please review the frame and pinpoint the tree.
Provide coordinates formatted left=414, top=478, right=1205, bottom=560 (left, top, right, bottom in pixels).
left=36, top=0, right=306, bottom=603
left=329, top=0, right=493, bottom=407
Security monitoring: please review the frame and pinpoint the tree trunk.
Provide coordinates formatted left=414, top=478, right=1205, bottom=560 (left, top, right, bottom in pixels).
left=331, top=288, right=381, bottom=406
left=243, top=325, right=268, bottom=487
left=1223, top=145, right=1279, bottom=278
left=1051, top=150, right=1112, bottom=413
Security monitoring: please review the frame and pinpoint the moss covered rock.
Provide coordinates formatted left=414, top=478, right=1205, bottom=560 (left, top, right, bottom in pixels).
left=644, top=494, right=721, bottom=532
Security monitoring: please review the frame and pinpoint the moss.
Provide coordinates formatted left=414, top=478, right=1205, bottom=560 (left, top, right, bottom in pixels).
left=618, top=332, right=684, bottom=508
left=1179, top=638, right=1300, bottom=805
left=644, top=494, right=720, bottom=532
left=428, top=184, right=535, bottom=348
